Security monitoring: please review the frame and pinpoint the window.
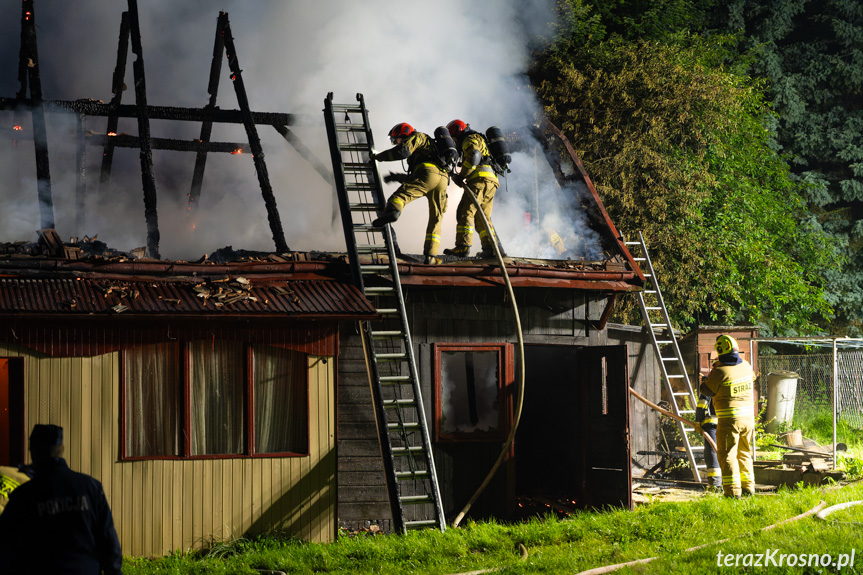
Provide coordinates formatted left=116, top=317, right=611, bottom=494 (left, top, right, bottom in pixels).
left=123, top=341, right=308, bottom=459
left=434, top=343, right=513, bottom=442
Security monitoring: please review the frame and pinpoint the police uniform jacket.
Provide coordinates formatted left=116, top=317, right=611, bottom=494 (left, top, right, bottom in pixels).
left=0, top=457, right=122, bottom=575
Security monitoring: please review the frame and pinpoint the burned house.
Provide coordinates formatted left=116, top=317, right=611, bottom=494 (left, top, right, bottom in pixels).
left=0, top=0, right=665, bottom=558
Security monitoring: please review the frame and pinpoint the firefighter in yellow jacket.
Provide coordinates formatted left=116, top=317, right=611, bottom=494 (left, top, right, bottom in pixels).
left=370, top=123, right=449, bottom=264
left=442, top=120, right=500, bottom=258
left=700, top=335, right=755, bottom=497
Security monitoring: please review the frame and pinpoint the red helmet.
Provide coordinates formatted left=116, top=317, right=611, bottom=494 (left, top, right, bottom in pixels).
left=388, top=123, right=415, bottom=143
left=446, top=119, right=468, bottom=138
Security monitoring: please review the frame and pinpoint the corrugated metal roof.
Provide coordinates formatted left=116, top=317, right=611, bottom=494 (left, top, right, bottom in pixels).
left=0, top=277, right=376, bottom=317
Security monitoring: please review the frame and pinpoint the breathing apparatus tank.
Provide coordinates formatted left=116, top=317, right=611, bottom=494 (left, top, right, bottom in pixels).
left=485, top=126, right=512, bottom=174
left=433, top=126, right=459, bottom=172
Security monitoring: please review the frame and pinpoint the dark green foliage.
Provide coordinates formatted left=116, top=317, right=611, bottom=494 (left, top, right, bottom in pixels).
left=531, top=4, right=837, bottom=333
left=704, top=0, right=863, bottom=333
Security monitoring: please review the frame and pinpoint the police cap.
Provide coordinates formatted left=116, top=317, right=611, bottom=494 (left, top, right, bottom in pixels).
left=30, top=424, right=64, bottom=451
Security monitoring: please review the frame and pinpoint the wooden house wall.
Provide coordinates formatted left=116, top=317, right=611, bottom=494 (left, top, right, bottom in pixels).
left=336, top=287, right=658, bottom=527
left=0, top=342, right=337, bottom=557
left=604, top=324, right=662, bottom=474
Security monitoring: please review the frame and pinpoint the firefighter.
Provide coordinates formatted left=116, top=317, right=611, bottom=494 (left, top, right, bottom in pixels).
left=700, top=335, right=756, bottom=498
left=694, top=388, right=722, bottom=491
left=442, top=119, right=500, bottom=259
left=0, top=424, right=123, bottom=574
left=370, top=123, right=449, bottom=264
left=0, top=465, right=30, bottom=514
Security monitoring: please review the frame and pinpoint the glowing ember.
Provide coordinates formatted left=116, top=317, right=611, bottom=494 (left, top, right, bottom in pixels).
left=108, top=132, right=117, bottom=137
left=13, top=125, right=23, bottom=131
left=231, top=148, right=243, bottom=155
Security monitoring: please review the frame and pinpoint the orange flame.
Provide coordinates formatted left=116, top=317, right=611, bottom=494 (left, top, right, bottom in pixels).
left=231, top=148, right=243, bottom=155
left=13, top=125, right=23, bottom=131
left=108, top=132, right=117, bottom=137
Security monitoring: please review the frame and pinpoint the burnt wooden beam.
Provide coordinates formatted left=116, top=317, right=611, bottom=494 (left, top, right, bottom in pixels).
left=273, top=125, right=334, bottom=187
left=0, top=98, right=296, bottom=126
left=75, top=113, right=87, bottom=234
left=187, top=12, right=227, bottom=217
left=86, top=134, right=250, bottom=154
left=18, top=0, right=54, bottom=230
left=221, top=15, right=288, bottom=254
left=100, top=10, right=130, bottom=187
left=127, top=0, right=160, bottom=260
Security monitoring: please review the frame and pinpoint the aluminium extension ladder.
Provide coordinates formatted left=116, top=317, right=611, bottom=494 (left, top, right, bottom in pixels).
left=626, top=231, right=705, bottom=482
left=323, top=93, right=446, bottom=532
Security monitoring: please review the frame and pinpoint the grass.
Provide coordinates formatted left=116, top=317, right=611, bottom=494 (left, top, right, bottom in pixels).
left=124, top=481, right=863, bottom=574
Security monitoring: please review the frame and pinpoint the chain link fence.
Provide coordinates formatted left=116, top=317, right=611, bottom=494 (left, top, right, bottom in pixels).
left=758, top=351, right=863, bottom=429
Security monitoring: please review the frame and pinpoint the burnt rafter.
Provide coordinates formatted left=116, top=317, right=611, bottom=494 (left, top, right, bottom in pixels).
left=1, top=1, right=314, bottom=257
left=17, top=0, right=54, bottom=230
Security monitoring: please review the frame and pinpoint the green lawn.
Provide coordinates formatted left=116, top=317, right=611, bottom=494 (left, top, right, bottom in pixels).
left=124, top=480, right=863, bottom=574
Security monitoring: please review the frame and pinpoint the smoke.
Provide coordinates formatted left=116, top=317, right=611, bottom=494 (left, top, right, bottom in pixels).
left=0, top=0, right=601, bottom=261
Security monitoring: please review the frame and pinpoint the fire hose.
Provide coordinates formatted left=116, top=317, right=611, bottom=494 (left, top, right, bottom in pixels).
left=628, top=387, right=719, bottom=454
left=452, top=184, right=525, bottom=528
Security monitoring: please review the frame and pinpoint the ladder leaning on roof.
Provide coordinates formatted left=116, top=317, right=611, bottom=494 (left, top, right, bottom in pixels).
left=323, top=93, right=446, bottom=532
left=625, top=231, right=704, bottom=483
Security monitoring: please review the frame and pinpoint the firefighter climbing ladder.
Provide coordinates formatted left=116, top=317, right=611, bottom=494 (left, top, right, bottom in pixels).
left=323, top=93, right=446, bottom=533
left=626, top=232, right=704, bottom=483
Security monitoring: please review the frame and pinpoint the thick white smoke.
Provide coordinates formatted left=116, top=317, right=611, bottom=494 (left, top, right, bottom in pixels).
left=0, top=0, right=601, bottom=261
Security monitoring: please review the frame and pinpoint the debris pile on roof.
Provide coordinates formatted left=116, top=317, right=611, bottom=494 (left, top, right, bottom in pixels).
left=193, top=276, right=259, bottom=307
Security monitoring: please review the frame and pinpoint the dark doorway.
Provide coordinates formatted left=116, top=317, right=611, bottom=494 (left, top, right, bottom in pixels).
left=0, top=358, right=25, bottom=466
left=516, top=345, right=631, bottom=512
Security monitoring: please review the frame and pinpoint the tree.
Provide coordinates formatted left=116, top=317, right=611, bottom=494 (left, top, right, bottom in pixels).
left=707, top=0, right=863, bottom=334
left=530, top=2, right=837, bottom=334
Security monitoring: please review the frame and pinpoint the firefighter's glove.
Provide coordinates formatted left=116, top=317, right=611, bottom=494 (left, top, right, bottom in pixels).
left=368, top=151, right=376, bottom=162
left=451, top=173, right=464, bottom=188
left=693, top=422, right=703, bottom=435
left=383, top=172, right=408, bottom=184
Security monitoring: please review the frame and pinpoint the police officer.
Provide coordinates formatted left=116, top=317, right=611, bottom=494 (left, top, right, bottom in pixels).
left=700, top=335, right=756, bottom=498
left=0, top=424, right=123, bottom=574
left=442, top=119, right=500, bottom=259
left=370, top=123, right=449, bottom=264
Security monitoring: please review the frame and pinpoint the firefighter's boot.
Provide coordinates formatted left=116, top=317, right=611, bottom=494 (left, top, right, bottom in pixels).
left=372, top=205, right=401, bottom=228
left=424, top=255, right=442, bottom=264
left=443, top=245, right=470, bottom=256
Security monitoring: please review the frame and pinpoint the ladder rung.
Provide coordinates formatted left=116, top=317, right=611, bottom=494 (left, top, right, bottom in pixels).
left=667, top=375, right=684, bottom=378
left=672, top=392, right=690, bottom=397
left=338, top=143, right=369, bottom=151
left=353, top=224, right=384, bottom=233
left=405, top=520, right=439, bottom=529
left=349, top=203, right=378, bottom=211
left=391, top=446, right=425, bottom=456
left=383, top=399, right=415, bottom=407
left=334, top=123, right=367, bottom=132
left=330, top=104, right=363, bottom=112
left=396, top=470, right=429, bottom=479
left=680, top=409, right=695, bottom=414
left=657, top=340, right=673, bottom=344
left=691, top=446, right=705, bottom=450
left=388, top=422, right=420, bottom=430
left=372, top=330, right=403, bottom=338
left=361, top=265, right=390, bottom=272
left=357, top=245, right=387, bottom=253
left=377, top=353, right=407, bottom=361
left=379, top=376, right=411, bottom=385
left=376, top=308, right=399, bottom=316
left=624, top=241, right=640, bottom=246
left=400, top=495, right=433, bottom=504
left=645, top=306, right=661, bottom=310
left=634, top=257, right=646, bottom=261
left=661, top=357, right=678, bottom=362
left=365, top=286, right=395, bottom=294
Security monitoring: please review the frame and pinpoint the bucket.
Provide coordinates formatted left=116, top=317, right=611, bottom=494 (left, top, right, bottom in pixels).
left=765, top=371, right=799, bottom=433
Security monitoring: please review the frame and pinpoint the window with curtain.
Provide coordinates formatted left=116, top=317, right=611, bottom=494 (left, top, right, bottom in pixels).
left=253, top=345, right=307, bottom=454
left=123, top=340, right=309, bottom=459
left=434, top=343, right=513, bottom=442
left=124, top=342, right=181, bottom=457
